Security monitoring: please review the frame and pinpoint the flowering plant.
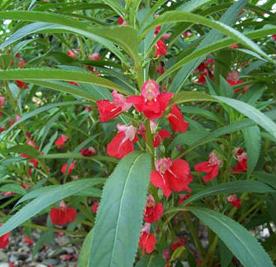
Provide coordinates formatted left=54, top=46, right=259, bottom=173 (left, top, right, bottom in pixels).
left=0, top=0, right=276, bottom=266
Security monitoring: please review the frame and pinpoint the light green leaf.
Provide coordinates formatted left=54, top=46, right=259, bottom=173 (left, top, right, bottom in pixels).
left=189, top=207, right=274, bottom=267
left=0, top=178, right=104, bottom=236
left=216, top=96, right=276, bottom=139
left=78, top=229, right=93, bottom=267
left=243, top=126, right=261, bottom=176
left=89, top=152, right=151, bottom=267
left=183, top=181, right=275, bottom=206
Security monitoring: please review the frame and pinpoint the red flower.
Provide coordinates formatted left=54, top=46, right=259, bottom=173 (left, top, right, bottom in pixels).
left=182, top=31, right=192, bottom=38
left=117, top=16, right=126, bottom=25
left=194, top=152, right=222, bottom=183
left=61, top=161, right=76, bottom=175
left=151, top=158, right=192, bottom=198
left=167, top=105, right=189, bottom=133
left=154, top=25, right=161, bottom=35
left=227, top=71, right=246, bottom=93
left=107, top=124, right=137, bottom=159
left=15, top=80, right=28, bottom=89
left=144, top=195, right=163, bottom=223
left=178, top=194, right=191, bottom=205
left=230, top=43, right=239, bottom=49
left=232, top=147, right=247, bottom=173
left=91, top=201, right=99, bottom=214
left=155, top=39, right=167, bottom=57
left=0, top=96, right=5, bottom=108
left=171, top=238, right=186, bottom=251
left=97, top=90, right=132, bottom=122
left=88, top=53, right=101, bottom=61
left=67, top=49, right=77, bottom=58
left=272, top=34, right=276, bottom=41
left=156, top=62, right=165, bottom=75
left=50, top=201, right=77, bottom=226
left=128, top=80, right=173, bottom=120
left=23, top=235, right=34, bottom=246
left=55, top=134, right=69, bottom=149
left=0, top=127, right=5, bottom=133
left=153, top=129, right=171, bottom=148
left=139, top=225, right=156, bottom=254
left=227, top=194, right=241, bottom=208
left=80, top=147, right=96, bottom=157
left=0, top=231, right=10, bottom=249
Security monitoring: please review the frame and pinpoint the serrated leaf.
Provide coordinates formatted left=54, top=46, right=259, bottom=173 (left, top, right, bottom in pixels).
left=89, top=152, right=151, bottom=267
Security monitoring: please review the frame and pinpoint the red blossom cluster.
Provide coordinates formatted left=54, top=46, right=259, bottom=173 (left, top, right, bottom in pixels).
left=195, top=58, right=214, bottom=84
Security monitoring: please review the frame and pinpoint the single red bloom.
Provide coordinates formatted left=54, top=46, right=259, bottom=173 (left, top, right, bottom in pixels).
left=167, top=105, right=189, bottom=133
left=230, top=43, right=239, bottom=49
left=117, top=16, right=126, bottom=25
left=23, top=235, right=34, bottom=246
left=151, top=158, right=192, bottom=198
left=67, top=50, right=77, bottom=58
left=61, top=161, right=76, bottom=175
left=97, top=90, right=131, bottom=122
left=154, top=25, right=161, bottom=35
left=197, top=73, right=207, bottom=85
left=88, top=52, right=101, bottom=61
left=128, top=80, right=173, bottom=120
left=232, top=147, right=247, bottom=173
left=155, top=39, right=167, bottom=57
left=272, top=34, right=276, bottom=41
left=91, top=201, right=99, bottom=214
left=182, top=31, right=192, bottom=38
left=0, top=231, right=10, bottom=249
left=50, top=201, right=77, bottom=226
left=178, top=194, right=191, bottom=205
left=55, top=134, right=69, bottom=149
left=15, top=80, right=28, bottom=89
left=107, top=124, right=137, bottom=159
left=156, top=62, right=165, bottom=75
left=171, top=238, right=186, bottom=251
left=18, top=59, right=26, bottom=68
left=227, top=194, right=241, bottom=208
left=153, top=129, right=171, bottom=148
left=0, top=96, right=5, bottom=108
left=194, top=152, right=222, bottom=183
left=139, top=231, right=156, bottom=254
left=80, top=147, right=96, bottom=157
left=144, top=195, right=163, bottom=223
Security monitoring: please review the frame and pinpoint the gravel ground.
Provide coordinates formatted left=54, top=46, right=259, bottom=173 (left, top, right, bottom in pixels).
left=0, top=229, right=79, bottom=267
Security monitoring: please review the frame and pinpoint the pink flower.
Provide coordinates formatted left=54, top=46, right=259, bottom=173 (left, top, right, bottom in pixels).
left=89, top=53, right=101, bottom=61
left=91, top=201, right=99, bottom=214
left=151, top=158, right=192, bottom=198
left=128, top=80, right=173, bottom=120
left=194, top=152, right=222, bottom=183
left=0, top=96, right=5, bottom=108
left=67, top=50, right=77, bottom=58
left=107, top=124, right=137, bottom=159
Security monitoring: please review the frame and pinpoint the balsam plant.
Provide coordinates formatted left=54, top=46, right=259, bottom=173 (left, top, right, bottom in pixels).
left=0, top=0, right=276, bottom=266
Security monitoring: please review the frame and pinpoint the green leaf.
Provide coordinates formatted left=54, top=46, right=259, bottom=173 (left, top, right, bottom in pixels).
left=215, top=96, right=276, bottom=139
left=183, top=181, right=275, bottom=206
left=0, top=178, right=104, bottom=236
left=135, top=254, right=165, bottom=267
left=254, top=171, right=276, bottom=189
left=243, top=126, right=261, bottom=176
left=0, top=11, right=140, bottom=64
left=0, top=68, right=126, bottom=93
left=189, top=207, right=274, bottom=267
left=89, top=152, right=151, bottom=267
left=173, top=91, right=215, bottom=104
left=0, top=184, right=26, bottom=195
left=78, top=229, right=93, bottom=267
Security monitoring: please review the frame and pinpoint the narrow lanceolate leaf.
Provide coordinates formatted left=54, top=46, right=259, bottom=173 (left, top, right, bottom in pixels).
left=0, top=178, right=104, bottom=236
left=184, top=181, right=275, bottom=206
left=0, top=68, right=126, bottom=93
left=143, top=11, right=271, bottom=62
left=216, top=96, right=276, bottom=139
left=243, top=126, right=261, bottom=176
left=189, top=207, right=274, bottom=267
left=89, top=152, right=151, bottom=267
left=172, top=91, right=215, bottom=104
left=78, top=229, right=93, bottom=267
